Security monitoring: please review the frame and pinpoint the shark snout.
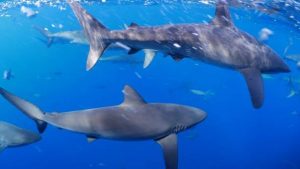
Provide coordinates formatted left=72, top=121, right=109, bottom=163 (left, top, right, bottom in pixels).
left=270, top=57, right=291, bottom=73
left=261, top=50, right=291, bottom=73
left=23, top=132, right=41, bottom=144
left=188, top=106, right=207, bottom=124
left=196, top=110, right=207, bottom=122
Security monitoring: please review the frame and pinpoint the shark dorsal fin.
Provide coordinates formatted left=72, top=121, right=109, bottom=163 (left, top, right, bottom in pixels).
left=122, top=85, right=146, bottom=105
left=211, top=0, right=233, bottom=27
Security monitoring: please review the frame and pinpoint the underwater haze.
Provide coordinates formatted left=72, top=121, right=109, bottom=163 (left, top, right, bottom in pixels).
left=0, top=0, right=299, bottom=169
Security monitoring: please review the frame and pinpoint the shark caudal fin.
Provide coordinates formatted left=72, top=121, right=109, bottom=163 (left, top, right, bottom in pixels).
left=33, top=26, right=53, bottom=47
left=240, top=68, right=264, bottom=109
left=0, top=88, right=47, bottom=133
left=68, top=0, right=111, bottom=71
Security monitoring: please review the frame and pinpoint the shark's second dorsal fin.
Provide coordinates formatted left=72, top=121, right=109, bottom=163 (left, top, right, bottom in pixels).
left=122, top=85, right=146, bottom=106
left=211, top=0, right=233, bottom=27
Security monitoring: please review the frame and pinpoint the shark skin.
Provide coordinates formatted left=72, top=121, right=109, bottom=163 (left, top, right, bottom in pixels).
left=0, top=86, right=207, bottom=169
left=0, top=121, right=41, bottom=152
left=67, top=0, right=290, bottom=108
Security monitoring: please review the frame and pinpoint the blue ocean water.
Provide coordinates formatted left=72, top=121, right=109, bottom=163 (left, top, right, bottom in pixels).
left=0, top=1, right=299, bottom=169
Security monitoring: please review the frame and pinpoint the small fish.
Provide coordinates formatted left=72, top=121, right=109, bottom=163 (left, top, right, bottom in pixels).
left=286, top=89, right=298, bottom=98
left=285, top=76, right=299, bottom=98
left=262, top=74, right=274, bottom=80
left=259, top=28, right=273, bottom=41
left=134, top=72, right=142, bottom=79
left=3, top=70, right=14, bottom=80
left=285, top=55, right=300, bottom=68
left=20, top=6, right=38, bottom=18
left=190, top=89, right=215, bottom=98
left=283, top=76, right=300, bottom=84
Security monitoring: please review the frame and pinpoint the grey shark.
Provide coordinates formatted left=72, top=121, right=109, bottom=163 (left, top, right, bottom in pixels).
left=0, top=121, right=41, bottom=152
left=100, top=49, right=155, bottom=68
left=0, top=86, right=206, bottom=169
left=67, top=0, right=290, bottom=108
left=34, top=26, right=88, bottom=47
left=34, top=26, right=155, bottom=68
left=34, top=26, right=130, bottom=51
left=100, top=55, right=143, bottom=64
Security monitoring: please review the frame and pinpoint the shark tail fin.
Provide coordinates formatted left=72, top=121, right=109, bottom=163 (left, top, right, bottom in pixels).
left=33, top=26, right=53, bottom=48
left=0, top=88, right=47, bottom=133
left=68, top=0, right=112, bottom=71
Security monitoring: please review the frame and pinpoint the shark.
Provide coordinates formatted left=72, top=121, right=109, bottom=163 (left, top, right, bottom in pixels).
left=34, top=26, right=130, bottom=50
left=100, top=55, right=143, bottom=64
left=100, top=49, right=155, bottom=68
left=34, top=26, right=88, bottom=47
left=0, top=121, right=41, bottom=152
left=0, top=86, right=207, bottom=169
left=34, top=26, right=154, bottom=68
left=67, top=0, right=290, bottom=108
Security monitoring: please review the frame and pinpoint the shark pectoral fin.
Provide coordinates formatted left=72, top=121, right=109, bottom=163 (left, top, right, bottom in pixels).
left=143, top=49, right=156, bottom=69
left=240, top=68, right=264, bottom=109
left=86, top=136, right=97, bottom=143
left=156, top=134, right=178, bottom=169
left=128, top=48, right=141, bottom=55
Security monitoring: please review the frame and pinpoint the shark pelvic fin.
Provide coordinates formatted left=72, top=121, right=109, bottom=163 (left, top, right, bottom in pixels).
left=0, top=142, right=7, bottom=153
left=122, top=85, right=146, bottom=106
left=240, top=68, right=264, bottom=109
left=128, top=48, right=141, bottom=55
left=87, top=136, right=97, bottom=143
left=129, top=22, right=139, bottom=28
left=0, top=88, right=47, bottom=133
left=68, top=0, right=111, bottom=70
left=211, top=0, right=233, bottom=27
left=170, top=54, right=183, bottom=61
left=156, top=134, right=178, bottom=169
left=143, top=49, right=156, bottom=69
